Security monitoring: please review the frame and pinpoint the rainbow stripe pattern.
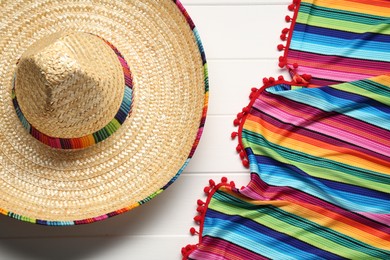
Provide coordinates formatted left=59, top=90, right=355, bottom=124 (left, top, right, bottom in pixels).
left=189, top=75, right=390, bottom=259
left=186, top=0, right=390, bottom=258
left=12, top=36, right=133, bottom=150
left=286, top=0, right=390, bottom=86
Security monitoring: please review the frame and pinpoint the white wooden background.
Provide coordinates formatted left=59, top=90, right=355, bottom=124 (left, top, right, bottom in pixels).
left=0, top=1, right=292, bottom=259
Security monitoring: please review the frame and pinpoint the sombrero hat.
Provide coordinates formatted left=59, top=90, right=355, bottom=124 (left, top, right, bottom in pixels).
left=0, top=0, right=208, bottom=225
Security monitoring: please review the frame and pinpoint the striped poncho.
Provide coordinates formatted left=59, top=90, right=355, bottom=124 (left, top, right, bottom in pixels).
left=182, top=0, right=390, bottom=259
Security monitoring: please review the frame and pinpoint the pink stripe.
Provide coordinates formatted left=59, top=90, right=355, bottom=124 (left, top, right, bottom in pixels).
left=254, top=98, right=390, bottom=157
left=93, top=214, right=109, bottom=221
left=189, top=250, right=228, bottom=260
left=288, top=50, right=390, bottom=73
left=294, top=65, right=370, bottom=82
left=357, top=212, right=390, bottom=226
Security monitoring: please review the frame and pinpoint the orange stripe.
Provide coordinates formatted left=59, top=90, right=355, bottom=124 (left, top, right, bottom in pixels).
left=345, top=0, right=390, bottom=8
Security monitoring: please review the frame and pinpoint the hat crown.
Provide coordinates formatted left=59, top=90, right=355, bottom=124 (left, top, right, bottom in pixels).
left=14, top=32, right=125, bottom=139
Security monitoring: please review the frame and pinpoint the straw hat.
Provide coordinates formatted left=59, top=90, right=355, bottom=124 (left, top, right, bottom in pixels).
left=0, top=0, right=208, bottom=225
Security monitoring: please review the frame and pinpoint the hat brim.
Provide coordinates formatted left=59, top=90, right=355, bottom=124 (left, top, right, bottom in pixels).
left=0, top=0, right=208, bottom=225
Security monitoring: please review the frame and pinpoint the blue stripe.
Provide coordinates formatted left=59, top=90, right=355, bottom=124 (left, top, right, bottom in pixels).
left=258, top=155, right=389, bottom=201
left=290, top=40, right=390, bottom=62
left=255, top=156, right=390, bottom=214
left=204, top=211, right=329, bottom=260
left=205, top=209, right=343, bottom=259
left=322, top=86, right=390, bottom=114
left=294, top=23, right=390, bottom=43
left=291, top=30, right=390, bottom=53
left=268, top=86, right=390, bottom=129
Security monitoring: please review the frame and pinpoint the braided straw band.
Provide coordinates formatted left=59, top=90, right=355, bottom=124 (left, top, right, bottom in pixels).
left=11, top=34, right=133, bottom=149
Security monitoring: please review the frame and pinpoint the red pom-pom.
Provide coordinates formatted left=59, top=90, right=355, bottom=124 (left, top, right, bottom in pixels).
left=242, top=159, right=249, bottom=168
left=288, top=4, right=295, bottom=11
left=181, top=247, right=186, bottom=255
left=263, top=77, right=269, bottom=84
left=295, top=77, right=303, bottom=84
left=194, top=215, right=202, bottom=222
left=197, top=199, right=205, bottom=206
left=190, top=227, right=197, bottom=235
left=236, top=144, right=242, bottom=152
left=185, top=244, right=192, bottom=251
left=242, top=107, right=250, bottom=113
left=293, top=63, right=299, bottom=69
left=278, top=62, right=286, bottom=68
left=279, top=56, right=285, bottom=62
left=237, top=112, right=244, bottom=119
left=230, top=181, right=236, bottom=188
left=197, top=206, right=205, bottom=213
left=233, top=118, right=240, bottom=126
left=209, top=179, right=216, bottom=187
left=285, top=15, right=291, bottom=22
left=269, top=77, right=275, bottom=83
left=293, top=0, right=299, bottom=4
left=239, top=151, right=245, bottom=159
left=203, top=186, right=210, bottom=194
left=221, top=177, right=228, bottom=183
left=277, top=44, right=285, bottom=51
left=278, top=75, right=285, bottom=81
left=231, top=132, right=238, bottom=139
left=302, top=74, right=312, bottom=81
left=280, top=34, right=287, bottom=41
left=282, top=28, right=289, bottom=34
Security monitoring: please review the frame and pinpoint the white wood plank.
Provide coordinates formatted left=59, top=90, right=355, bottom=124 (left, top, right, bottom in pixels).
left=207, top=60, right=290, bottom=115
left=0, top=236, right=193, bottom=260
left=186, top=5, right=289, bottom=59
left=0, top=173, right=249, bottom=238
left=182, top=0, right=290, bottom=5
left=186, top=115, right=255, bottom=173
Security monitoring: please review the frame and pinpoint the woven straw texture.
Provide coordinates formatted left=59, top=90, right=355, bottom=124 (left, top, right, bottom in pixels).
left=15, top=32, right=126, bottom=139
left=0, top=0, right=208, bottom=224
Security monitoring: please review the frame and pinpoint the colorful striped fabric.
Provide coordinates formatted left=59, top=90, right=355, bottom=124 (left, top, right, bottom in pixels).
left=284, top=0, right=390, bottom=86
left=183, top=0, right=390, bottom=259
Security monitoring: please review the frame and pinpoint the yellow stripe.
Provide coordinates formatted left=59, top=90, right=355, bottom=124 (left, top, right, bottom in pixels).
left=296, top=12, right=390, bottom=34
left=373, top=74, right=390, bottom=86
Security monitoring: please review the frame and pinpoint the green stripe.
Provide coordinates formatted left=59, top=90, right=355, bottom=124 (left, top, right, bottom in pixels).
left=105, top=119, right=120, bottom=135
left=300, top=3, right=388, bottom=26
left=341, top=81, right=390, bottom=106
left=204, top=63, right=209, bottom=92
left=242, top=130, right=390, bottom=192
left=297, top=13, right=390, bottom=35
